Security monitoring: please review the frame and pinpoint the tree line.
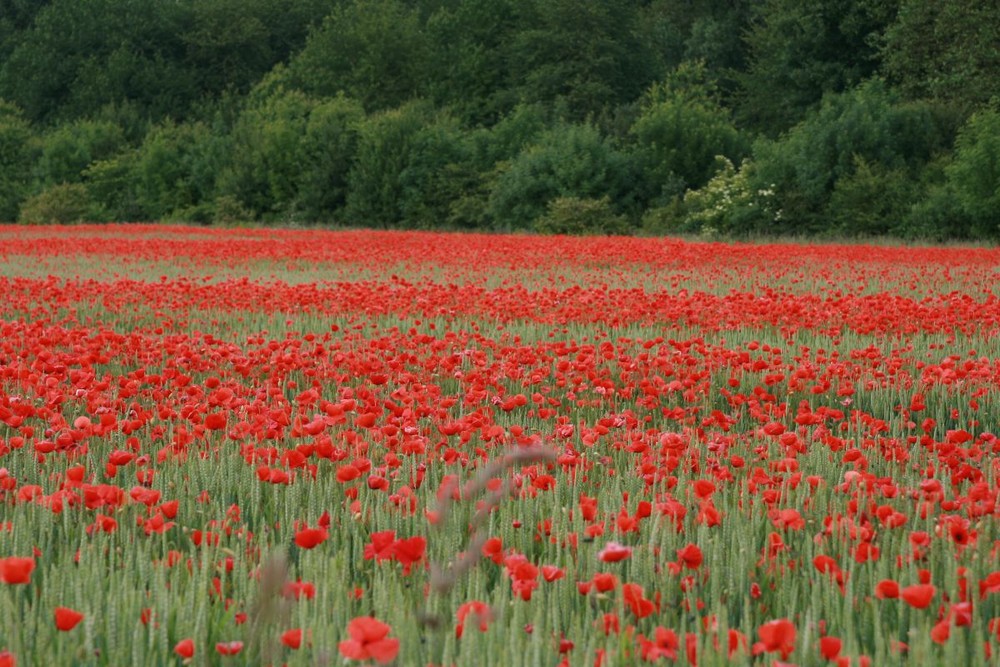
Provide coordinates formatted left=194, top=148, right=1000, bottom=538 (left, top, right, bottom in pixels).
left=1, top=0, right=998, bottom=238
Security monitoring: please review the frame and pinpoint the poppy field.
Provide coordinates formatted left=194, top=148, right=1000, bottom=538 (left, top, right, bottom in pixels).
left=0, top=225, right=999, bottom=667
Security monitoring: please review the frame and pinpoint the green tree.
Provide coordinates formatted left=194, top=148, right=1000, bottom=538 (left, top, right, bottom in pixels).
left=447, top=104, right=552, bottom=228
left=344, top=101, right=434, bottom=227
left=217, top=84, right=316, bottom=220
left=882, top=0, right=1000, bottom=113
left=423, top=0, right=521, bottom=124
left=750, top=80, right=953, bottom=233
left=635, top=0, right=754, bottom=100
left=18, top=182, right=90, bottom=225
left=0, top=100, right=33, bottom=221
left=535, top=195, right=628, bottom=235
left=0, top=0, right=193, bottom=123
left=827, top=156, right=918, bottom=236
left=488, top=122, right=637, bottom=230
left=507, top=0, right=654, bottom=121
left=630, top=65, right=749, bottom=206
left=289, top=0, right=430, bottom=112
left=946, top=109, right=1000, bottom=236
left=0, top=0, right=52, bottom=61
left=35, top=120, right=125, bottom=187
left=736, top=0, right=899, bottom=134
left=83, top=153, right=144, bottom=222
left=182, top=0, right=330, bottom=99
left=298, top=95, right=366, bottom=222
left=133, top=121, right=227, bottom=221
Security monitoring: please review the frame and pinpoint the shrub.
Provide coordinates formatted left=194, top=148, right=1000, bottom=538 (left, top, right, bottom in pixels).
left=750, top=80, right=955, bottom=233
left=344, top=101, right=433, bottom=227
left=946, top=108, right=1000, bottom=236
left=298, top=95, right=365, bottom=222
left=681, top=157, right=778, bottom=235
left=211, top=195, right=254, bottom=226
left=217, top=85, right=315, bottom=220
left=18, top=183, right=90, bottom=224
left=640, top=197, right=688, bottom=235
left=631, top=67, right=748, bottom=205
left=35, top=119, right=125, bottom=187
left=288, top=0, right=429, bottom=111
left=488, top=122, right=636, bottom=230
left=0, top=100, right=33, bottom=221
left=535, top=196, right=628, bottom=235
left=83, top=153, right=143, bottom=222
left=827, top=157, right=918, bottom=237
left=134, top=121, right=226, bottom=220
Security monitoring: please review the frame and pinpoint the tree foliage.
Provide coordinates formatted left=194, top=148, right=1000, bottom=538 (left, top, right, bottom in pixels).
left=0, top=0, right=998, bottom=238
left=882, top=0, right=1000, bottom=112
left=0, top=100, right=33, bottom=221
left=736, top=0, right=899, bottom=134
left=289, top=0, right=430, bottom=112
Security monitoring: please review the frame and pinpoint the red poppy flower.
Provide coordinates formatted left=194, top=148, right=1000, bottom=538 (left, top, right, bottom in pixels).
left=728, top=629, right=749, bottom=658
left=0, top=558, right=35, bottom=585
left=930, top=619, right=950, bottom=644
left=506, top=556, right=539, bottom=601
left=173, top=638, right=194, bottom=659
left=294, top=527, right=328, bottom=549
left=339, top=617, right=400, bottom=664
left=875, top=580, right=900, bottom=599
left=592, top=572, right=619, bottom=593
left=54, top=607, right=84, bottom=631
left=622, top=583, right=656, bottom=619
left=813, top=555, right=839, bottom=574
left=980, top=571, right=1000, bottom=599
left=819, top=636, right=842, bottom=660
left=600, top=613, right=620, bottom=636
left=753, top=619, right=796, bottom=660
left=455, top=601, right=492, bottom=639
left=281, top=628, right=304, bottom=649
left=481, top=537, right=504, bottom=564
left=204, top=412, right=227, bottom=431
left=215, top=641, right=243, bottom=656
left=901, top=584, right=936, bottom=609
left=692, top=479, right=716, bottom=499
left=0, top=650, right=14, bottom=667
left=639, top=627, right=679, bottom=661
left=364, top=531, right=397, bottom=562
left=598, top=542, right=632, bottom=563
left=677, top=544, right=703, bottom=569
left=336, top=464, right=362, bottom=483
left=282, top=579, right=316, bottom=600
left=393, top=536, right=426, bottom=575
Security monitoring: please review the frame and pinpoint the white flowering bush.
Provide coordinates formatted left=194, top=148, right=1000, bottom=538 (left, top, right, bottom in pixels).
left=682, top=156, right=779, bottom=235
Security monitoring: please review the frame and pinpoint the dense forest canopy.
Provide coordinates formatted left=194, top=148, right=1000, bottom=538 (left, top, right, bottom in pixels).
left=0, top=0, right=997, bottom=238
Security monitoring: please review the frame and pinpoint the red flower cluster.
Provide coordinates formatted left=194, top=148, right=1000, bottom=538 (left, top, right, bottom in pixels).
left=1, top=225, right=999, bottom=665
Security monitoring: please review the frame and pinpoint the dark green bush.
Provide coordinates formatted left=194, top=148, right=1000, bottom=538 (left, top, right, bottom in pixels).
left=750, top=80, right=955, bottom=233
left=946, top=109, right=1000, bottom=236
left=488, top=122, right=637, bottom=230
left=535, top=196, right=628, bottom=235
left=298, top=95, right=365, bottom=222
left=217, top=84, right=315, bottom=220
left=134, top=121, right=226, bottom=220
left=344, top=101, right=433, bottom=227
left=35, top=119, right=125, bottom=187
left=631, top=66, right=748, bottom=205
left=0, top=100, right=33, bottom=221
left=18, top=182, right=90, bottom=224
left=83, top=153, right=143, bottom=222
left=827, top=157, right=918, bottom=237
left=289, top=0, right=429, bottom=112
